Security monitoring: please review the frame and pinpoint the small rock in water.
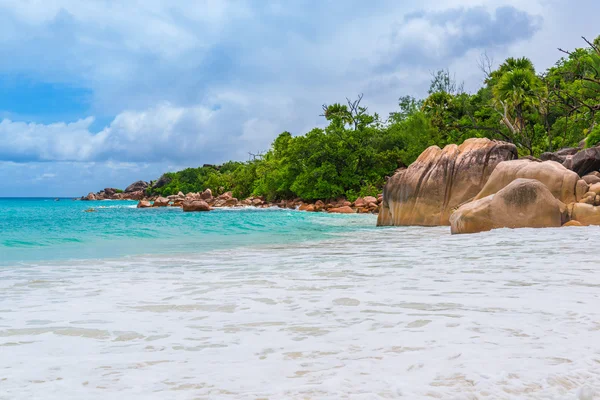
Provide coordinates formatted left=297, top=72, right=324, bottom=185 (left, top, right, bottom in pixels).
left=182, top=199, right=211, bottom=212
left=153, top=197, right=170, bottom=207
left=137, top=200, right=152, bottom=208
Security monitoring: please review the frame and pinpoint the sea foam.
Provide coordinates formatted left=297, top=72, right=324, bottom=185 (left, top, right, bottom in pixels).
left=2, top=225, right=600, bottom=399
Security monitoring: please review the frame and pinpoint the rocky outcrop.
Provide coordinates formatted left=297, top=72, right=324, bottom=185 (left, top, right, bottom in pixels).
left=153, top=197, right=170, bottom=207
left=363, top=196, right=377, bottom=205
left=474, top=159, right=588, bottom=204
left=125, top=181, right=148, bottom=193
left=167, top=193, right=185, bottom=202
left=377, top=140, right=600, bottom=233
left=82, top=180, right=147, bottom=200
left=582, top=173, right=600, bottom=185
left=566, top=146, right=600, bottom=177
left=542, top=145, right=600, bottom=177
left=448, top=159, right=599, bottom=233
left=150, top=174, right=172, bottom=192
left=299, top=203, right=316, bottom=212
left=540, top=147, right=579, bottom=163
left=137, top=200, right=152, bottom=208
left=450, top=179, right=566, bottom=234
left=377, top=138, right=518, bottom=226
left=218, top=191, right=233, bottom=201
left=123, top=190, right=144, bottom=200
left=570, top=203, right=600, bottom=226
left=200, top=188, right=213, bottom=200
left=328, top=206, right=355, bottom=214
left=182, top=200, right=211, bottom=212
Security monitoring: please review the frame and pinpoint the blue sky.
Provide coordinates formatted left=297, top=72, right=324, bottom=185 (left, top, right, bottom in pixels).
left=0, top=0, right=597, bottom=196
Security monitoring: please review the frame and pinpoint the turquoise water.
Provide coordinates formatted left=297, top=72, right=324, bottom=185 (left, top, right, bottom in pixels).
left=0, top=198, right=377, bottom=264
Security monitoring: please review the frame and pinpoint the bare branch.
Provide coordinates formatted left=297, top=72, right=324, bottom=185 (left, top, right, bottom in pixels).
left=477, top=51, right=494, bottom=79
left=558, top=48, right=573, bottom=56
left=248, top=151, right=264, bottom=161
left=582, top=36, right=600, bottom=54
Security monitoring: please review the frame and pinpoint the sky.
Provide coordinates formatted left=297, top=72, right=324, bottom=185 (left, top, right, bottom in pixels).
left=0, top=0, right=597, bottom=197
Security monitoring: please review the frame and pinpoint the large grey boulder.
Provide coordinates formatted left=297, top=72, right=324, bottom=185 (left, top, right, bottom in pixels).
left=125, top=180, right=149, bottom=193
left=540, top=147, right=579, bottom=163
left=565, top=146, right=600, bottom=177
left=152, top=175, right=171, bottom=191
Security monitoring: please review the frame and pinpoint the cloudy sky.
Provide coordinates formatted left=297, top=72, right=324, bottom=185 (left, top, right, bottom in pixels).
left=0, top=0, right=596, bottom=196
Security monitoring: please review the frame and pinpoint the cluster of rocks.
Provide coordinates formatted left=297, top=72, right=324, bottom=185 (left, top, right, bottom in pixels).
left=378, top=138, right=600, bottom=234
left=135, top=188, right=383, bottom=213
left=298, top=196, right=382, bottom=213
left=541, top=145, right=600, bottom=177
left=137, top=189, right=215, bottom=211
left=82, top=181, right=149, bottom=201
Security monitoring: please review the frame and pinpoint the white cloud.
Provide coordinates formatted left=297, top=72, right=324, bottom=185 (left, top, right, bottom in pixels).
left=0, top=98, right=298, bottom=164
left=0, top=117, right=101, bottom=162
left=0, top=103, right=218, bottom=162
left=0, top=0, right=598, bottom=195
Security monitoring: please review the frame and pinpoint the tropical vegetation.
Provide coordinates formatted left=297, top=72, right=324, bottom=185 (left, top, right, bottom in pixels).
left=150, top=36, right=600, bottom=201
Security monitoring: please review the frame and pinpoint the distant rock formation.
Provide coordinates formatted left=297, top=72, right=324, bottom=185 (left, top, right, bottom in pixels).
left=125, top=181, right=148, bottom=193
left=82, top=180, right=149, bottom=201
left=152, top=174, right=172, bottom=191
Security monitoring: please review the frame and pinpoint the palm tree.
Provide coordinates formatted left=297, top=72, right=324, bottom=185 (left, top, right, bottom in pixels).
left=492, top=60, right=545, bottom=154
left=321, top=103, right=353, bottom=127
left=488, top=57, right=535, bottom=84
left=494, top=68, right=544, bottom=132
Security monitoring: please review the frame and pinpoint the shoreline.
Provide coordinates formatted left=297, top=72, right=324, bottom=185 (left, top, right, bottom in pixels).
left=82, top=189, right=383, bottom=215
left=0, top=200, right=378, bottom=266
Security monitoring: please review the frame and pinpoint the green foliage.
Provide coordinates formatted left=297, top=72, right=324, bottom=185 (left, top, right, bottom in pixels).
left=147, top=37, right=600, bottom=201
left=586, top=125, right=600, bottom=148
left=114, top=189, right=124, bottom=194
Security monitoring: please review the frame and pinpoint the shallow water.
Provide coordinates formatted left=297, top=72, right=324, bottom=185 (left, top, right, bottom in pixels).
left=0, top=198, right=374, bottom=264
left=2, top=200, right=600, bottom=399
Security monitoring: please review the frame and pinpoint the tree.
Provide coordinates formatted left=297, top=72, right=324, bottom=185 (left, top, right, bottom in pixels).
left=322, top=94, right=376, bottom=131
left=551, top=36, right=600, bottom=148
left=428, top=69, right=464, bottom=95
left=485, top=58, right=546, bottom=154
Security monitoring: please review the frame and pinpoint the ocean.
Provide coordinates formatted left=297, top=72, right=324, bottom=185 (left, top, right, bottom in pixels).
left=1, top=198, right=600, bottom=399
